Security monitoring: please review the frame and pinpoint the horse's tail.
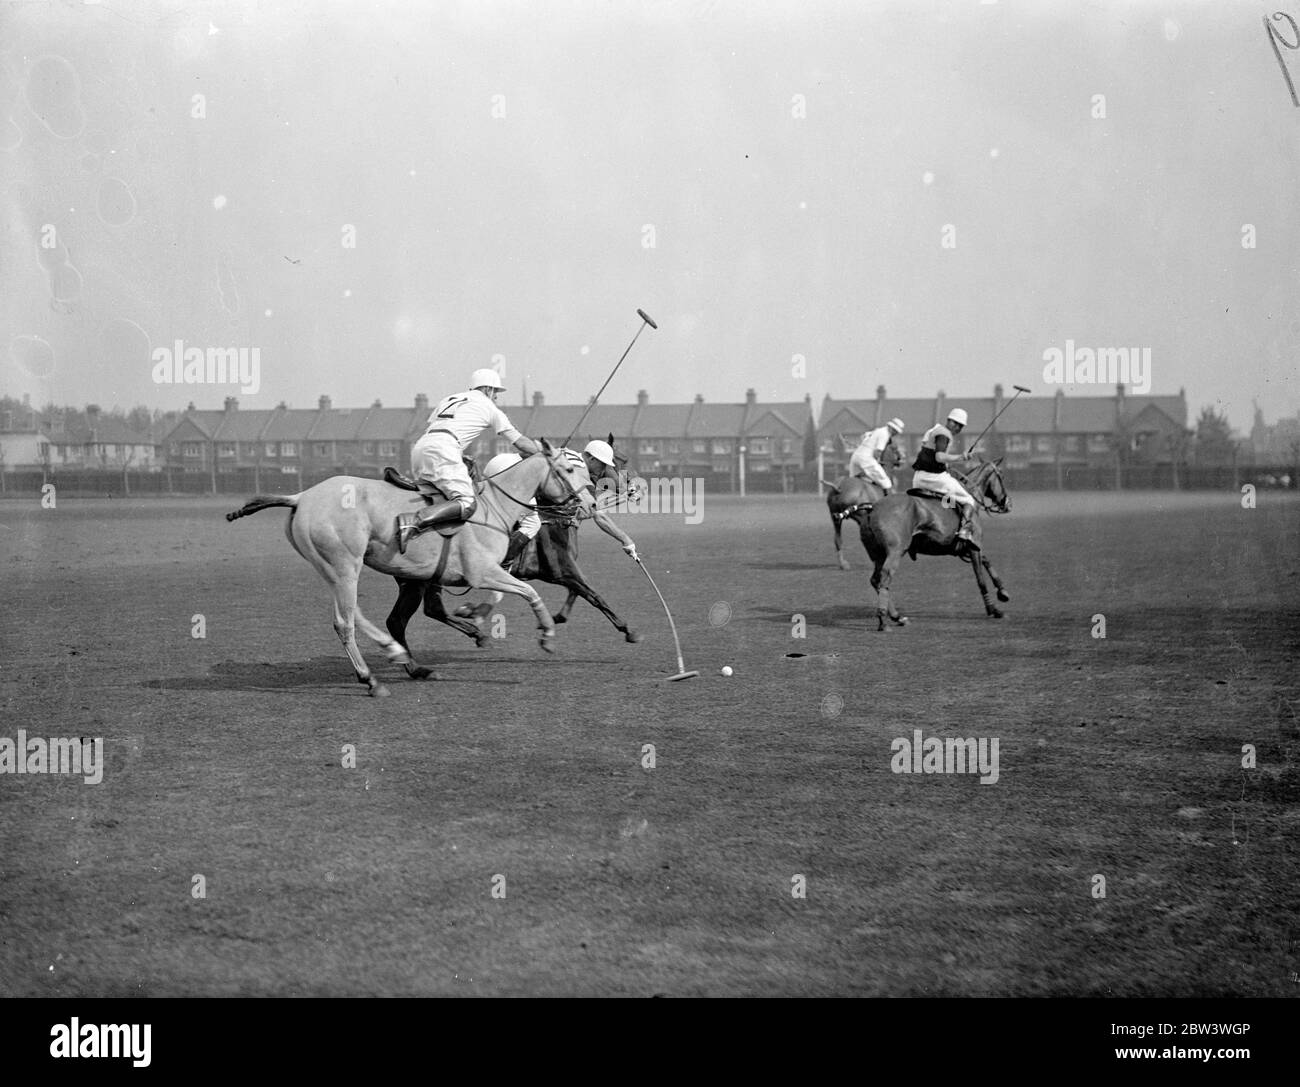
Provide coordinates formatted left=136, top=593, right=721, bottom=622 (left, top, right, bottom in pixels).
left=225, top=494, right=300, bottom=522
left=819, top=478, right=840, bottom=490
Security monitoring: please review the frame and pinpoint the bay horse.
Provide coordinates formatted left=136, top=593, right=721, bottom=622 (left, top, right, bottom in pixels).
left=859, top=457, right=1012, bottom=631
left=225, top=444, right=594, bottom=696
left=389, top=438, right=643, bottom=649
left=823, top=442, right=903, bottom=569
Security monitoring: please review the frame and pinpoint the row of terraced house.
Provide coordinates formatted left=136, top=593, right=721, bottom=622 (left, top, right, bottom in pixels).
left=3, top=384, right=1222, bottom=493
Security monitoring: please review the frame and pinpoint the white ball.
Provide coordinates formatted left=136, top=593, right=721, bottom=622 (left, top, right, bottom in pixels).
left=720, top=666, right=733, bottom=677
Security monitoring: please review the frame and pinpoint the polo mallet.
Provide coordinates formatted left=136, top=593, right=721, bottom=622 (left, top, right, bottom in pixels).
left=634, top=557, right=698, bottom=681
left=562, top=308, right=657, bottom=448
left=968, top=384, right=1031, bottom=455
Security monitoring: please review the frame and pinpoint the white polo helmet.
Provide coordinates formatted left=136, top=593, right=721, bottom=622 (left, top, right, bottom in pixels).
left=886, top=417, right=905, bottom=433
left=946, top=407, right=968, bottom=427
left=583, top=439, right=616, bottom=467
left=470, top=368, right=505, bottom=391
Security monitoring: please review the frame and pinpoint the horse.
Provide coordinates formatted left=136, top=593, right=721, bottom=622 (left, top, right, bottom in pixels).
left=823, top=442, right=903, bottom=570
left=859, top=457, right=1012, bottom=631
left=386, top=437, right=644, bottom=650
left=225, top=443, right=594, bottom=696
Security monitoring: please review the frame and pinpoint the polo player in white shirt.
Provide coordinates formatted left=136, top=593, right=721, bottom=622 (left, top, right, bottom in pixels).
left=849, top=417, right=904, bottom=493
left=395, top=368, right=540, bottom=554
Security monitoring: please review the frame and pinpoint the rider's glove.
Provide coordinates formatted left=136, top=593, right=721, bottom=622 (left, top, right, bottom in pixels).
left=623, top=542, right=639, bottom=561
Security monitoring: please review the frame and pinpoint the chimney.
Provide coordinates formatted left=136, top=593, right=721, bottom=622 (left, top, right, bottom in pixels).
left=277, top=400, right=288, bottom=410
left=224, top=396, right=238, bottom=413
left=992, top=384, right=1004, bottom=428
left=87, top=404, right=101, bottom=419
left=1054, top=388, right=1064, bottom=430
left=318, top=395, right=331, bottom=411
left=186, top=401, right=196, bottom=413
left=935, top=389, right=946, bottom=425
left=745, top=388, right=756, bottom=405
left=1116, top=382, right=1126, bottom=422
left=874, top=384, right=887, bottom=427
left=372, top=398, right=382, bottom=408
left=694, top=394, right=704, bottom=404
left=637, top=389, right=649, bottom=406
left=414, top=393, right=429, bottom=413
left=532, top=391, right=544, bottom=408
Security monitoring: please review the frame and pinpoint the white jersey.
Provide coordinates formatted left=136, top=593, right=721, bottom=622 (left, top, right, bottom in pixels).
left=425, top=388, right=521, bottom=450
left=853, top=426, right=893, bottom=463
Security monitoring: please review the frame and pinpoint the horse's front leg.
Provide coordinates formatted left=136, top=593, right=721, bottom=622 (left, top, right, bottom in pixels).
left=981, top=553, right=1010, bottom=603
left=471, top=568, right=556, bottom=652
left=970, top=550, right=1002, bottom=618
left=557, top=577, right=640, bottom=642
left=869, top=547, right=908, bottom=631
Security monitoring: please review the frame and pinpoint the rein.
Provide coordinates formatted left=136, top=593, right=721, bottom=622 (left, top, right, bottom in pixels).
left=953, top=461, right=1010, bottom=515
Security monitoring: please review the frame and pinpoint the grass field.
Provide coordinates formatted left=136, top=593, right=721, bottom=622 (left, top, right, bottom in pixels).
left=1, top=489, right=1297, bottom=996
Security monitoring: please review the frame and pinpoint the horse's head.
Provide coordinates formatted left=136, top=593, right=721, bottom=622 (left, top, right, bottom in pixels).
left=535, top=439, right=596, bottom=515
left=966, top=455, right=1011, bottom=513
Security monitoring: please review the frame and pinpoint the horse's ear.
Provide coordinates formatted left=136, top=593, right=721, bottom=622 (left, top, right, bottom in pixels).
left=607, top=432, right=615, bottom=446
left=540, top=437, right=553, bottom=455
left=994, top=456, right=1004, bottom=467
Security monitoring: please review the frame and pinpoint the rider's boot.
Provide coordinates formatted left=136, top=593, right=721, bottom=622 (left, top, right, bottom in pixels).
left=500, top=530, right=530, bottom=571
left=956, top=505, right=979, bottom=550
left=395, top=499, right=465, bottom=554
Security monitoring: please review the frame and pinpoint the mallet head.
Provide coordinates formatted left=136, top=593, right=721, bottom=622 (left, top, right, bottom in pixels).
left=636, top=308, right=658, bottom=330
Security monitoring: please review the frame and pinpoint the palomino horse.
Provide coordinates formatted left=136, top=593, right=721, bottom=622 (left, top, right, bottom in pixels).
left=226, top=444, right=594, bottom=696
left=822, top=442, right=902, bottom=569
left=859, top=457, right=1012, bottom=631
left=388, top=438, right=643, bottom=651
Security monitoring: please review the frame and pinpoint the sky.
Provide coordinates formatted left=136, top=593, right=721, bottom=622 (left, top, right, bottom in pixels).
left=2, top=0, right=1298, bottom=434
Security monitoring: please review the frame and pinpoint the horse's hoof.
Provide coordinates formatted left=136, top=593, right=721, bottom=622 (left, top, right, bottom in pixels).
left=539, top=634, right=556, bottom=653
left=625, top=629, right=642, bottom=643
left=996, top=589, right=1010, bottom=603
left=893, top=616, right=909, bottom=626
left=989, top=608, right=1004, bottom=619
left=370, top=683, right=391, bottom=698
left=405, top=665, right=434, bottom=680
left=877, top=620, right=888, bottom=632
left=474, top=634, right=489, bottom=648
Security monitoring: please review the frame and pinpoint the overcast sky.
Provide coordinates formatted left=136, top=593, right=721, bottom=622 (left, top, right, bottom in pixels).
left=2, top=0, right=1297, bottom=432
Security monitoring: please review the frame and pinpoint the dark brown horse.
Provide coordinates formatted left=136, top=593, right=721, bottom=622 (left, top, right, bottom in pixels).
left=823, top=442, right=903, bottom=569
left=859, top=457, right=1012, bottom=631
left=384, top=437, right=641, bottom=657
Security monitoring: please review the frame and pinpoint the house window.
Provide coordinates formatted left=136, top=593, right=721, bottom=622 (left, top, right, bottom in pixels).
left=640, top=440, right=659, bottom=455
left=1088, top=435, right=1110, bottom=453
left=218, top=443, right=235, bottom=458
left=1005, top=435, right=1031, bottom=453
left=265, top=443, right=277, bottom=457
left=712, top=440, right=731, bottom=455
left=1064, top=436, right=1080, bottom=453
left=280, top=442, right=296, bottom=457
left=1035, top=436, right=1053, bottom=454
left=183, top=442, right=203, bottom=457
left=104, top=445, right=117, bottom=458
left=314, top=443, right=330, bottom=457
left=379, top=442, right=397, bottom=457
left=781, top=438, right=793, bottom=455
left=667, top=441, right=680, bottom=454
left=747, top=438, right=771, bottom=455
left=362, top=442, right=375, bottom=455
left=38, top=442, right=49, bottom=459
left=693, top=440, right=707, bottom=454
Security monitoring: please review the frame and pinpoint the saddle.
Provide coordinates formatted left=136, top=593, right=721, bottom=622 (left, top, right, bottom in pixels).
left=382, top=465, right=482, bottom=539
left=906, top=487, right=947, bottom=501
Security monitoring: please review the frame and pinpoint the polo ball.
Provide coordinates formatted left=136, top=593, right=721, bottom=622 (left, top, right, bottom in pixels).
left=720, top=666, right=733, bottom=677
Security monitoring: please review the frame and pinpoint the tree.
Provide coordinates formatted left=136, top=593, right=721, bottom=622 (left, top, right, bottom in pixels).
left=1194, top=406, right=1236, bottom=465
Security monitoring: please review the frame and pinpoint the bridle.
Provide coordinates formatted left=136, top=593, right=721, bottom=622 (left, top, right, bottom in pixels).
left=953, top=459, right=1011, bottom=515
left=481, top=448, right=590, bottom=529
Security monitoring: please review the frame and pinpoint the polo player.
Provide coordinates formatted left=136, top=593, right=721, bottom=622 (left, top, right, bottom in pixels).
left=395, top=368, right=541, bottom=554
left=850, top=417, right=904, bottom=494
left=911, top=407, right=978, bottom=547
